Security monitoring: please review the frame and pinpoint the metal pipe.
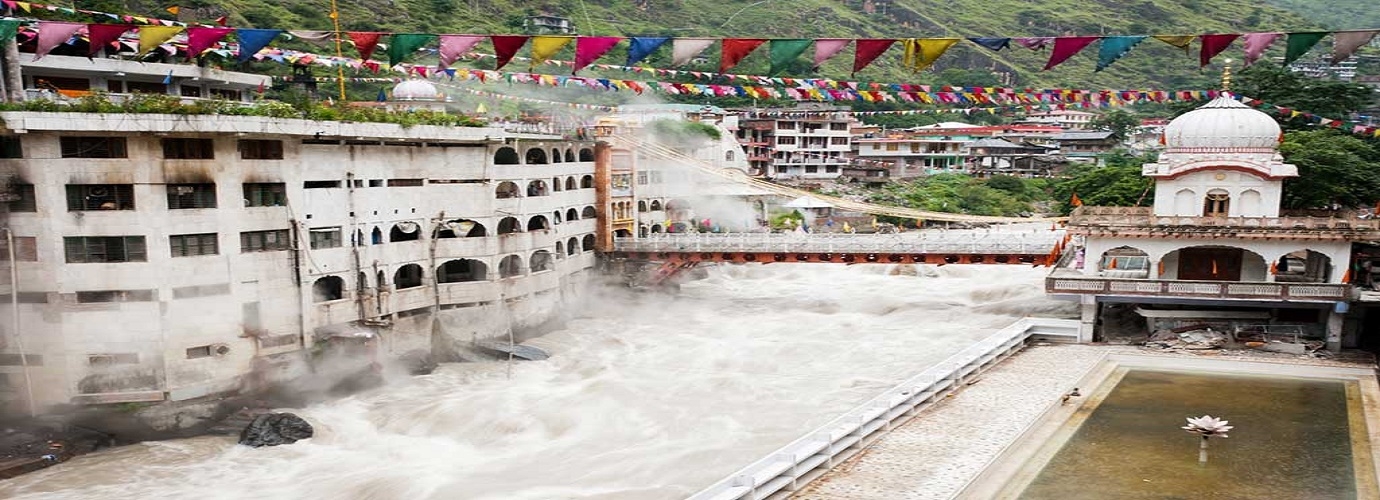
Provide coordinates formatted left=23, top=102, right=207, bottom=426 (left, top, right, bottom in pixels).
left=5, top=226, right=35, bottom=417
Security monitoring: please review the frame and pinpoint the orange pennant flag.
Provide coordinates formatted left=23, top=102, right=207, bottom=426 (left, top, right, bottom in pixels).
left=165, top=5, right=180, bottom=15
left=1070, top=192, right=1083, bottom=207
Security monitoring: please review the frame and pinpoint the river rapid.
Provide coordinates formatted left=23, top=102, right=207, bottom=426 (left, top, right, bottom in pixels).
left=0, top=263, right=1072, bottom=500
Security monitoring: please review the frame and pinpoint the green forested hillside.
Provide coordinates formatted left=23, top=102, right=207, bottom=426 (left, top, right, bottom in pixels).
left=1262, top=0, right=1380, bottom=30
left=65, top=0, right=1326, bottom=89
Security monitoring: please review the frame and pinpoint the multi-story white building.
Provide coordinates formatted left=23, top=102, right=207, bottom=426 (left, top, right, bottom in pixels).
left=1047, top=96, right=1378, bottom=351
left=0, top=105, right=598, bottom=412
left=736, top=104, right=852, bottom=180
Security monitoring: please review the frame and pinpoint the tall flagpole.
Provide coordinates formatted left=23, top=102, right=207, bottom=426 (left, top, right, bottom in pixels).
left=329, top=0, right=347, bottom=101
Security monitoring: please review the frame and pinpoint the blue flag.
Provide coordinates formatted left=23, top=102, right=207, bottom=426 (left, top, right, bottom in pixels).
left=235, top=28, right=282, bottom=62
left=162, top=70, right=173, bottom=84
left=968, top=37, right=1011, bottom=52
left=1096, top=36, right=1146, bottom=72
left=625, top=37, right=670, bottom=67
left=376, top=88, right=387, bottom=102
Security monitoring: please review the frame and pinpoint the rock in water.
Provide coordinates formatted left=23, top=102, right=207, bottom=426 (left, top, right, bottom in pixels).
left=237, top=413, right=314, bottom=447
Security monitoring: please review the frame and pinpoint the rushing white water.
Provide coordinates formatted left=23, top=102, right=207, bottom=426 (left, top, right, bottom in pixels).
left=0, top=263, right=1072, bottom=500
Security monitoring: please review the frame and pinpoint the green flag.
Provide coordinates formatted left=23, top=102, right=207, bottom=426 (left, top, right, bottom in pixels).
left=0, top=20, right=19, bottom=47
left=768, top=39, right=813, bottom=76
left=1283, top=32, right=1327, bottom=66
left=388, top=33, right=438, bottom=67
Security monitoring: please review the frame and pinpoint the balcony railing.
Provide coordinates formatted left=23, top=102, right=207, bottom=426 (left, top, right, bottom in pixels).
left=1070, top=206, right=1377, bottom=232
left=1046, top=275, right=1352, bottom=301
left=615, top=232, right=1058, bottom=254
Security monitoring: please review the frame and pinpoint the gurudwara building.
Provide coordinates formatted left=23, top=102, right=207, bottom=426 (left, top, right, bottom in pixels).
left=0, top=76, right=600, bottom=412
left=1048, top=96, right=1380, bottom=352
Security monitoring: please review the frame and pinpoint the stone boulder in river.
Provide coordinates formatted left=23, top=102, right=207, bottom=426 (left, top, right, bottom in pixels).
left=237, top=413, right=314, bottom=447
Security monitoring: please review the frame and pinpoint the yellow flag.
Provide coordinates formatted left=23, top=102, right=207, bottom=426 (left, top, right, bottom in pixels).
left=138, top=25, right=184, bottom=55
left=476, top=103, right=487, bottom=114
left=165, top=5, right=180, bottom=15
left=902, top=38, right=960, bottom=72
left=529, top=36, right=574, bottom=69
left=1152, top=35, right=1195, bottom=53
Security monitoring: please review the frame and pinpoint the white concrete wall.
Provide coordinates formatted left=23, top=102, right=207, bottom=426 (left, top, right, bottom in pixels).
left=1151, top=169, right=1284, bottom=218
left=1080, top=236, right=1351, bottom=283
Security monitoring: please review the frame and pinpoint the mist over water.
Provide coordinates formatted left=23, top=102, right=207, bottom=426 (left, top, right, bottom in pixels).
left=0, top=264, right=1072, bottom=500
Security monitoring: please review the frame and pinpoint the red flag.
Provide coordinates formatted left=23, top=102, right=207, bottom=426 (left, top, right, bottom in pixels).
left=1043, top=36, right=1099, bottom=70
left=490, top=35, right=529, bottom=71
left=86, top=24, right=135, bottom=58
left=573, top=36, right=622, bottom=74
left=1199, top=34, right=1240, bottom=67
left=852, top=39, right=896, bottom=75
left=348, top=32, right=384, bottom=61
left=185, top=27, right=233, bottom=59
left=719, top=38, right=765, bottom=73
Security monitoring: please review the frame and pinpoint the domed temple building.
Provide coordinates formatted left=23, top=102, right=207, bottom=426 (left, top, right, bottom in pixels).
left=1048, top=95, right=1380, bottom=352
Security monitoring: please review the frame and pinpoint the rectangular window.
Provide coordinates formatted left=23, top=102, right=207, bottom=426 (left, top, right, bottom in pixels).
left=170, top=233, right=219, bottom=257
left=185, top=346, right=213, bottom=359
left=368, top=180, right=383, bottom=187
left=805, top=165, right=819, bottom=173
left=309, top=227, right=342, bottom=249
left=210, top=89, right=242, bottom=101
left=243, top=183, right=286, bottom=207
left=636, top=172, right=648, bottom=185
left=831, top=137, right=849, bottom=145
left=259, top=334, right=298, bottom=349
left=886, top=143, right=899, bottom=151
left=7, top=183, right=35, bottom=212
left=303, top=180, right=341, bottom=189
left=88, top=353, right=139, bottom=366
left=64, top=236, right=146, bottom=263
left=60, top=137, right=127, bottom=158
left=386, top=179, right=424, bottom=187
left=166, top=184, right=217, bottom=209
left=777, top=137, right=796, bottom=145
left=0, top=236, right=38, bottom=261
left=238, top=140, right=283, bottom=160
left=66, top=184, right=135, bottom=211
left=74, top=289, right=155, bottom=303
left=0, top=354, right=42, bottom=366
left=830, top=122, right=848, bottom=131
left=774, top=165, right=788, bottom=173
left=179, top=86, right=202, bottom=98
left=825, top=166, right=839, bottom=173
left=125, top=81, right=167, bottom=94
left=240, top=229, right=290, bottom=253
left=0, top=136, right=21, bottom=158
left=161, top=138, right=215, bottom=159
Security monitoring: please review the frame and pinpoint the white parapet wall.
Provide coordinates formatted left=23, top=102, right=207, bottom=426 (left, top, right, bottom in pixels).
left=688, top=317, right=1080, bottom=500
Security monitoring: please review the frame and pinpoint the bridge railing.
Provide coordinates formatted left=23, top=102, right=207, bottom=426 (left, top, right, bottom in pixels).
left=686, top=317, right=1081, bottom=500
left=612, top=232, right=1060, bottom=255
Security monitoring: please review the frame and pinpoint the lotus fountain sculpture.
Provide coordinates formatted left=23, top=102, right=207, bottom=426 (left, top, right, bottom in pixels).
left=1182, top=415, right=1233, bottom=465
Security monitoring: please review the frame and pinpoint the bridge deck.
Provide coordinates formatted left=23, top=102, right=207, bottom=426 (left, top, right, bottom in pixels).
left=612, top=232, right=1064, bottom=265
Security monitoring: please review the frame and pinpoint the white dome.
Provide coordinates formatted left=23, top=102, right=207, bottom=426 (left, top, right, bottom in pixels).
left=1162, top=95, right=1281, bottom=150
left=391, top=79, right=440, bottom=101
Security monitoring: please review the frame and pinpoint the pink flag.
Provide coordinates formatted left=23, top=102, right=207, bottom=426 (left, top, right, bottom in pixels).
left=1199, top=34, right=1240, bottom=67
left=186, top=27, right=233, bottom=59
left=573, top=36, right=622, bottom=74
left=437, top=34, right=483, bottom=68
left=1015, top=37, right=1054, bottom=50
left=1043, top=36, right=1099, bottom=70
left=34, top=21, right=84, bottom=61
left=1241, top=32, right=1280, bottom=66
left=86, top=24, right=134, bottom=57
left=813, top=38, right=850, bottom=69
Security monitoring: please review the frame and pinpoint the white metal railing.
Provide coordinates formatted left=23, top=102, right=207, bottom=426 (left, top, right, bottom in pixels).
left=613, top=232, right=1060, bottom=255
left=687, top=317, right=1080, bottom=500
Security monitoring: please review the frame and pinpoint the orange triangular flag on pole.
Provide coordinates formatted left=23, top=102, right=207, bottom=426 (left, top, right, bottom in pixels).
left=1070, top=192, right=1083, bottom=207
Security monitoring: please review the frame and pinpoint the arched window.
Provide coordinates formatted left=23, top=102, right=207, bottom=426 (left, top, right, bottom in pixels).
left=582, top=234, right=595, bottom=252
left=582, top=206, right=596, bottom=219
left=1203, top=189, right=1230, bottom=217
left=496, top=181, right=520, bottom=199
left=565, top=177, right=577, bottom=191
left=567, top=237, right=579, bottom=254
left=566, top=208, right=579, bottom=221
left=725, top=150, right=735, bottom=161
left=530, top=250, right=554, bottom=272
left=639, top=225, right=649, bottom=237
left=651, top=224, right=663, bottom=233
left=650, top=200, right=662, bottom=211
left=376, top=270, right=386, bottom=291
left=371, top=226, right=383, bottom=245
left=552, top=211, right=563, bottom=225
left=499, top=254, right=523, bottom=278
left=638, top=200, right=648, bottom=212
left=497, top=217, right=521, bottom=235
left=528, top=215, right=550, bottom=231
left=564, top=149, right=575, bottom=162
left=578, top=148, right=594, bottom=162
left=550, top=148, right=562, bottom=163
left=390, top=221, right=421, bottom=242
left=552, top=177, right=562, bottom=192
left=357, top=272, right=369, bottom=292
left=354, top=229, right=364, bottom=247
left=580, top=175, right=594, bottom=189
left=614, top=229, right=632, bottom=238
left=437, top=259, right=487, bottom=283
left=393, top=264, right=424, bottom=289
left=312, top=276, right=344, bottom=302
left=525, top=148, right=548, bottom=164
left=494, top=147, right=519, bottom=165
left=526, top=180, right=548, bottom=197
left=436, top=219, right=486, bottom=238
left=555, top=241, right=565, bottom=257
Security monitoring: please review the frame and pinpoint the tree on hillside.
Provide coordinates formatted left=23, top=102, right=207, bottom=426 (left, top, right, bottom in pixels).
left=1280, top=130, right=1380, bottom=209
left=1229, top=65, right=1375, bottom=125
left=1088, top=109, right=1141, bottom=141
left=1051, top=152, right=1157, bottom=213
